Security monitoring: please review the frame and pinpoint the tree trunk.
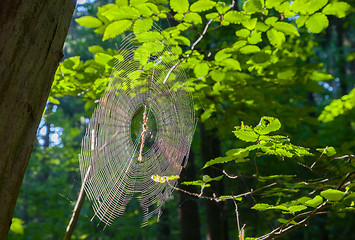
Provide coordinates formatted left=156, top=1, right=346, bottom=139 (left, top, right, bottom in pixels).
left=200, top=124, right=227, bottom=240
left=0, top=0, right=75, bottom=238
left=178, top=152, right=201, bottom=240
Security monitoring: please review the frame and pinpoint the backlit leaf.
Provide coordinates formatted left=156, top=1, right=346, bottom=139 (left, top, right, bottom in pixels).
left=190, top=0, right=216, bottom=12
left=296, top=15, right=308, bottom=28
left=267, top=28, right=285, bottom=48
left=290, top=0, right=328, bottom=15
left=243, top=0, right=264, bottom=14
left=322, top=2, right=351, bottom=18
left=194, top=62, right=209, bottom=78
left=320, top=189, right=344, bottom=201
left=224, top=11, right=250, bottom=24
left=76, top=16, right=102, bottom=28
left=220, top=58, right=241, bottom=71
left=240, top=45, right=261, bottom=54
left=277, top=218, right=299, bottom=225
left=170, top=0, right=189, bottom=13
left=10, top=218, right=24, bottom=235
left=274, top=22, right=299, bottom=36
left=305, top=13, right=329, bottom=34
left=133, top=18, right=153, bottom=34
left=288, top=205, right=307, bottom=213
left=233, top=125, right=258, bottom=142
left=316, top=146, right=336, bottom=157
left=305, top=195, right=323, bottom=208
left=184, top=12, right=203, bottom=25
left=103, top=20, right=132, bottom=41
left=236, top=29, right=250, bottom=38
left=254, top=117, right=281, bottom=135
left=102, top=6, right=140, bottom=21
left=252, top=203, right=270, bottom=211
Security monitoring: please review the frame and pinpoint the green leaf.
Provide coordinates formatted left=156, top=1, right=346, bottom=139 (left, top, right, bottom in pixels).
left=267, top=28, right=285, bottom=48
left=296, top=15, right=308, bottom=28
left=266, top=0, right=285, bottom=9
left=216, top=2, right=230, bottom=14
left=10, top=218, right=24, bottom=235
left=194, top=62, right=209, bottom=78
left=203, top=149, right=248, bottom=168
left=146, top=3, right=160, bottom=14
left=219, top=195, right=242, bottom=201
left=170, top=0, right=189, bottom=14
left=48, top=96, right=60, bottom=105
left=215, top=49, right=233, bottom=62
left=305, top=13, right=329, bottom=34
left=233, top=125, right=259, bottom=142
left=102, top=6, right=140, bottom=21
left=252, top=203, right=271, bottom=211
left=288, top=205, right=307, bottom=213
left=133, top=18, right=153, bottom=34
left=274, top=22, right=299, bottom=36
left=210, top=70, right=225, bottom=81
left=254, top=117, right=281, bottom=135
left=95, top=53, right=114, bottom=66
left=248, top=31, right=262, bottom=44
left=323, top=2, right=351, bottom=18
left=233, top=40, right=247, bottom=49
left=134, top=4, right=153, bottom=17
left=75, top=16, right=102, bottom=28
left=135, top=31, right=164, bottom=42
left=202, top=175, right=223, bottom=183
left=277, top=68, right=296, bottom=80
left=116, top=0, right=128, bottom=6
left=190, top=0, right=216, bottom=12
left=182, top=180, right=211, bottom=187
left=320, top=189, right=344, bottom=201
left=206, top=12, right=220, bottom=21
left=224, top=11, right=250, bottom=24
left=277, top=218, right=299, bottom=225
left=255, top=22, right=270, bottom=32
left=236, top=29, right=250, bottom=38
left=290, top=0, right=328, bottom=15
left=267, top=205, right=289, bottom=211
left=175, top=36, right=191, bottom=45
left=259, top=174, right=295, bottom=180
left=309, top=71, right=333, bottom=81
left=63, top=56, right=81, bottom=70
left=103, top=20, right=132, bottom=41
left=184, top=12, right=203, bottom=25
left=220, top=58, right=241, bottom=71
left=305, top=195, right=323, bottom=208
left=88, top=45, right=105, bottom=54
left=242, top=18, right=258, bottom=30
left=243, top=0, right=264, bottom=14
left=316, top=146, right=336, bottom=157
left=265, top=16, right=278, bottom=26
left=240, top=45, right=260, bottom=54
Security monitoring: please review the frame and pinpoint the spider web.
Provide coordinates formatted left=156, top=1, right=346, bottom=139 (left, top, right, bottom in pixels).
left=79, top=26, right=196, bottom=226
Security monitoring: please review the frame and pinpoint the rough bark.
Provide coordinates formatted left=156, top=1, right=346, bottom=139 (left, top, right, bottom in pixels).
left=0, top=0, right=75, bottom=238
left=178, top=152, right=201, bottom=240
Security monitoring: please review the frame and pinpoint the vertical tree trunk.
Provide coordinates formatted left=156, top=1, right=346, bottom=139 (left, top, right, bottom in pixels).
left=0, top=1, right=75, bottom=238
left=200, top=124, right=227, bottom=240
left=336, top=18, right=347, bottom=96
left=157, top=207, right=171, bottom=240
left=178, top=152, right=201, bottom=240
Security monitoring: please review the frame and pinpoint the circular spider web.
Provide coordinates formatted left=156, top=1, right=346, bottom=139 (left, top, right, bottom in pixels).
left=79, top=27, right=195, bottom=226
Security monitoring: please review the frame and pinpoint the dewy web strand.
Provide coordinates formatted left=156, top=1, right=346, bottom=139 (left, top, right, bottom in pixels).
left=79, top=24, right=196, bottom=227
